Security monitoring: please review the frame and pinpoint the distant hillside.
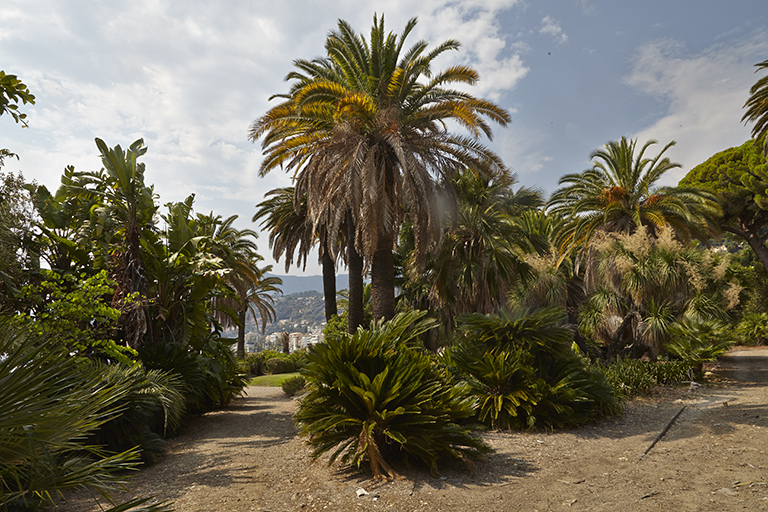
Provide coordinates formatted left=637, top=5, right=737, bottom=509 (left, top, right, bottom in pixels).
left=267, top=273, right=349, bottom=296
left=243, top=290, right=326, bottom=336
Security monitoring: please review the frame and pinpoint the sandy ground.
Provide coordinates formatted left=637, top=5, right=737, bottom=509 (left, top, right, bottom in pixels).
left=52, top=347, right=768, bottom=512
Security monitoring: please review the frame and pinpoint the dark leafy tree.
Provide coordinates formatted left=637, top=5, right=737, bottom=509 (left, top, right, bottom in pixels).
left=681, top=138, right=768, bottom=275
left=68, top=138, right=158, bottom=348
left=254, top=187, right=341, bottom=323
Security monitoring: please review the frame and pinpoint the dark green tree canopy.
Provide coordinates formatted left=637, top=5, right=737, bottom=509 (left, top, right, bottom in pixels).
left=681, top=137, right=768, bottom=273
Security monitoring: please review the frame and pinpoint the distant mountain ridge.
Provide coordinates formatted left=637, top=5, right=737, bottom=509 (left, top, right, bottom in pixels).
left=266, top=273, right=349, bottom=296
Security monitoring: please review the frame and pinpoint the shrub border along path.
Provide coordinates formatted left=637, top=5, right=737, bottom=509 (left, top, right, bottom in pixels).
left=54, top=348, right=768, bottom=512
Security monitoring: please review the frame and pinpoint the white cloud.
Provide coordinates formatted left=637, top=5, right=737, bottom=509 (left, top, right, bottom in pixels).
left=539, top=16, right=568, bottom=46
left=625, top=32, right=768, bottom=184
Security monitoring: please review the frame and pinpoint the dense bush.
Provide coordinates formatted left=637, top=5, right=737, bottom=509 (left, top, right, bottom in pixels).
left=88, top=364, right=186, bottom=462
left=596, top=358, right=690, bottom=397
left=139, top=334, right=247, bottom=415
left=667, top=318, right=734, bottom=380
left=448, top=307, right=620, bottom=430
left=265, top=357, right=296, bottom=375
left=295, top=311, right=490, bottom=479
left=735, top=313, right=768, bottom=346
left=0, top=322, right=172, bottom=512
left=282, top=375, right=306, bottom=397
left=244, top=349, right=307, bottom=376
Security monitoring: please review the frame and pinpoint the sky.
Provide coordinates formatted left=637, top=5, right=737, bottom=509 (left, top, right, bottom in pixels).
left=2, top=0, right=767, bottom=276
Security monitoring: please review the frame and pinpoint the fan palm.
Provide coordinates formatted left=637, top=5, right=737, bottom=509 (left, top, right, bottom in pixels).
left=428, top=168, right=542, bottom=321
left=250, top=15, right=510, bottom=323
left=0, top=321, right=172, bottom=512
left=742, top=59, right=768, bottom=156
left=548, top=137, right=720, bottom=254
left=582, top=227, right=738, bottom=358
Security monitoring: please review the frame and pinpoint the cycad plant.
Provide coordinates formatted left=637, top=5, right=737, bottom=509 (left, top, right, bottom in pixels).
left=666, top=318, right=734, bottom=380
left=294, top=311, right=490, bottom=479
left=450, top=307, right=620, bottom=429
left=0, top=322, right=171, bottom=512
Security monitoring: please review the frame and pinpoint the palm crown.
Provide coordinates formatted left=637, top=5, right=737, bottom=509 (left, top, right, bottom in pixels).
left=250, top=15, right=510, bottom=321
left=548, top=137, right=720, bottom=252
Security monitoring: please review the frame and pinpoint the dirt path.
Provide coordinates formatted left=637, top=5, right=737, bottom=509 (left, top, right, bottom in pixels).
left=53, top=348, right=768, bottom=512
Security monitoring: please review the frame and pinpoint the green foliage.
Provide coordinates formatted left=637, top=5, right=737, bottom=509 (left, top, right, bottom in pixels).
left=15, top=270, right=136, bottom=364
left=244, top=351, right=267, bottom=376
left=595, top=359, right=689, bottom=397
left=682, top=137, right=768, bottom=275
left=295, top=311, right=490, bottom=479
left=264, top=357, right=296, bottom=375
left=444, top=342, right=537, bottom=429
left=742, top=59, right=768, bottom=155
left=0, top=71, right=35, bottom=127
left=579, top=228, right=741, bottom=357
left=735, top=313, right=768, bottom=346
left=322, top=313, right=349, bottom=343
left=647, top=359, right=691, bottom=385
left=666, top=318, right=735, bottom=380
left=0, top=321, right=171, bottom=512
left=0, top=171, right=38, bottom=305
left=451, top=307, right=620, bottom=429
left=550, top=137, right=720, bottom=251
left=282, top=375, right=306, bottom=397
left=88, top=364, right=186, bottom=462
left=139, top=335, right=246, bottom=415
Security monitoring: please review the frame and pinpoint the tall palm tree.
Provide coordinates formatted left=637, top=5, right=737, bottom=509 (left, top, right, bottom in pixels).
left=548, top=137, right=720, bottom=256
left=250, top=15, right=510, bottom=323
left=254, top=187, right=343, bottom=323
left=200, top=213, right=280, bottom=358
left=742, top=59, right=768, bottom=156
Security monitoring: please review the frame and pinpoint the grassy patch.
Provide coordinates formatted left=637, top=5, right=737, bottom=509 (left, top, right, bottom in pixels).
left=248, top=372, right=301, bottom=387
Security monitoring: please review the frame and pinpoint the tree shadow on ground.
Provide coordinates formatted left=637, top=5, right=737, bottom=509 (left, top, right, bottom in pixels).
left=330, top=448, right=539, bottom=493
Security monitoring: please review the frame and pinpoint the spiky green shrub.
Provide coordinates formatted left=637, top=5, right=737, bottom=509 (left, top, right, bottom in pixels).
left=0, top=322, right=172, bottom=512
left=597, top=359, right=657, bottom=396
left=444, top=342, right=537, bottom=429
left=244, top=351, right=270, bottom=376
left=647, top=359, right=690, bottom=385
left=451, top=307, right=620, bottom=429
left=282, top=375, right=306, bottom=397
left=666, top=318, right=734, bottom=380
left=736, top=313, right=768, bottom=346
left=591, top=359, right=690, bottom=397
left=295, top=311, right=490, bottom=479
left=88, top=365, right=186, bottom=462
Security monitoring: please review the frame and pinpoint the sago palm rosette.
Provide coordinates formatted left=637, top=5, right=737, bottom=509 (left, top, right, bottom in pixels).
left=294, top=311, right=490, bottom=479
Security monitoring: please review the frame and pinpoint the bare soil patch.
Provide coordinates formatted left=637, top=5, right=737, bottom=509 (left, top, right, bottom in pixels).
left=51, top=347, right=768, bottom=512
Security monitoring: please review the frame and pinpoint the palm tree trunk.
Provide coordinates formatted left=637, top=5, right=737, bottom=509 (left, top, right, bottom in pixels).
left=347, top=211, right=364, bottom=333
left=321, top=237, right=337, bottom=321
left=236, top=309, right=246, bottom=359
left=371, top=235, right=395, bottom=322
